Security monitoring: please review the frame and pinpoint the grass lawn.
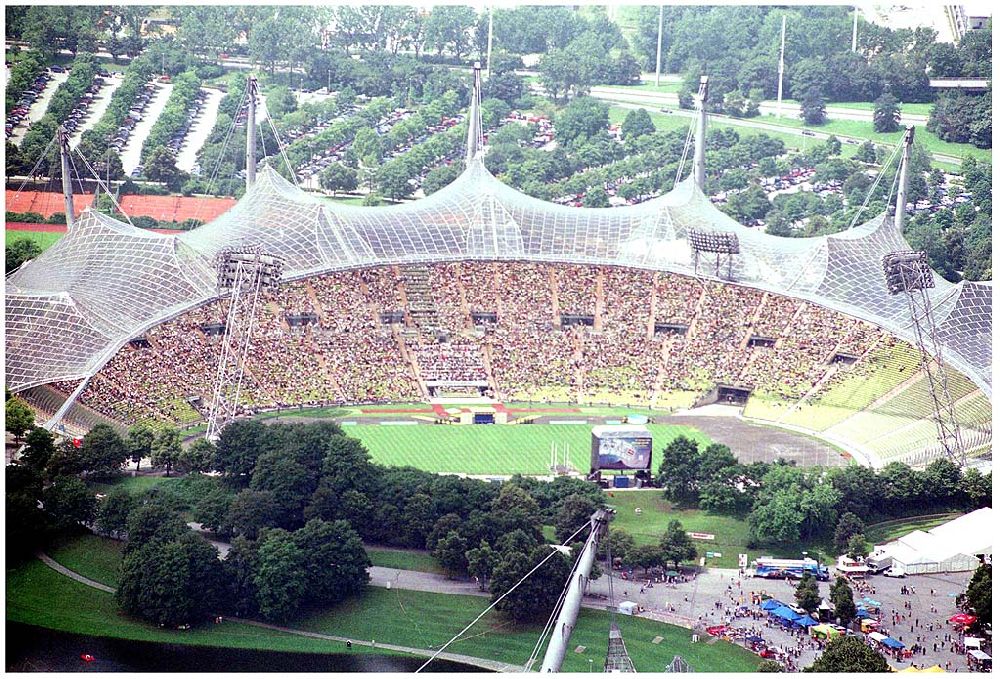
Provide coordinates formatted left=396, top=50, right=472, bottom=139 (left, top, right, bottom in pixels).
left=758, top=113, right=990, bottom=163
left=47, top=533, right=124, bottom=588
left=865, top=513, right=961, bottom=546
left=5, top=229, right=64, bottom=250
left=367, top=547, right=444, bottom=574
left=614, top=81, right=683, bottom=94
left=348, top=423, right=710, bottom=476
left=296, top=586, right=759, bottom=672
left=8, top=558, right=757, bottom=671
left=603, top=490, right=845, bottom=569
left=776, top=99, right=934, bottom=117
left=5, top=559, right=393, bottom=657
left=90, top=475, right=177, bottom=496
left=608, top=106, right=834, bottom=159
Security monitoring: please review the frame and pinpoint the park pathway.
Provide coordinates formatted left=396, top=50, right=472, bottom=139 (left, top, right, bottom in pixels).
left=36, top=552, right=115, bottom=594
left=34, top=553, right=521, bottom=673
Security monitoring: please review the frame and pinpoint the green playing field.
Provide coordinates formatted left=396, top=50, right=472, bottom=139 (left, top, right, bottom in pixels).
left=345, top=423, right=710, bottom=475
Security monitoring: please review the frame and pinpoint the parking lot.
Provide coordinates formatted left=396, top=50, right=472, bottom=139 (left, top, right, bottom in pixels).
left=586, top=567, right=982, bottom=671
left=120, top=82, right=173, bottom=175
left=8, top=68, right=69, bottom=144
left=68, top=72, right=124, bottom=147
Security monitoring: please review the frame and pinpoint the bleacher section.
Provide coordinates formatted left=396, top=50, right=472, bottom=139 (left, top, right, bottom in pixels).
left=28, top=261, right=988, bottom=469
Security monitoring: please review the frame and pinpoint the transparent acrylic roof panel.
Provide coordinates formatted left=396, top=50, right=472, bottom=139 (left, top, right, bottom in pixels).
left=5, top=161, right=992, bottom=398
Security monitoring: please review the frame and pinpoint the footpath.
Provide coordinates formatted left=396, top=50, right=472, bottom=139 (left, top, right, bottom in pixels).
left=34, top=552, right=522, bottom=673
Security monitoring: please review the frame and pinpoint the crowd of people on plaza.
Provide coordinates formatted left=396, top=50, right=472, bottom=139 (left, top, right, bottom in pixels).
left=55, top=261, right=892, bottom=427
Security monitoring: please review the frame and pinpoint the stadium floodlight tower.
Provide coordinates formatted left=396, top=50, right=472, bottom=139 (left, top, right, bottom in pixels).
left=881, top=126, right=964, bottom=465
left=205, top=246, right=284, bottom=441
left=688, top=229, right=740, bottom=280
left=881, top=249, right=965, bottom=466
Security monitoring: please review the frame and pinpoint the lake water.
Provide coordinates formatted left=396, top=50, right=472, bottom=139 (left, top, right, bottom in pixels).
left=6, top=623, right=483, bottom=673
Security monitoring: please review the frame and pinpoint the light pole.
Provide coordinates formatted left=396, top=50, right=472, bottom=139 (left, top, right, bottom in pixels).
left=588, top=659, right=593, bottom=672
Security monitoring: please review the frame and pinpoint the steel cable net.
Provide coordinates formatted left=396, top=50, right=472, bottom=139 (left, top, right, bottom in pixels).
left=5, top=158, right=991, bottom=400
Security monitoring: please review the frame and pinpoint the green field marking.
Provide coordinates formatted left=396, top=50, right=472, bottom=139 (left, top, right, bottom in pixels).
left=294, top=586, right=760, bottom=672
left=5, top=229, right=64, bottom=250
left=9, top=557, right=758, bottom=671
left=5, top=559, right=391, bottom=657
left=367, top=547, right=444, bottom=574
left=47, top=534, right=124, bottom=588
left=348, top=423, right=710, bottom=476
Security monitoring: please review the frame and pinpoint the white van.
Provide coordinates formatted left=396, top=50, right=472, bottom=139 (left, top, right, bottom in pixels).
left=884, top=567, right=907, bottom=578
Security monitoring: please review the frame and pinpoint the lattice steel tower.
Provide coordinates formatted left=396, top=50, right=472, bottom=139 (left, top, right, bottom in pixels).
left=880, top=128, right=964, bottom=465
left=205, top=247, right=284, bottom=440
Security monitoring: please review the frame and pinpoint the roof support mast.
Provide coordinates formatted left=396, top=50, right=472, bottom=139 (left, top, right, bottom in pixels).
left=894, top=126, right=914, bottom=232
left=694, top=76, right=709, bottom=191
left=466, top=63, right=483, bottom=165
left=539, top=509, right=610, bottom=673
left=58, top=125, right=75, bottom=230
left=246, top=76, right=258, bottom=191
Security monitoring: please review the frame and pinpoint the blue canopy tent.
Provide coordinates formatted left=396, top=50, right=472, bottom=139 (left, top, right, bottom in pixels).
left=793, top=614, right=817, bottom=628
left=761, top=599, right=785, bottom=611
left=855, top=604, right=871, bottom=618
left=770, top=606, right=800, bottom=625
left=862, top=597, right=882, bottom=608
left=881, top=636, right=905, bottom=650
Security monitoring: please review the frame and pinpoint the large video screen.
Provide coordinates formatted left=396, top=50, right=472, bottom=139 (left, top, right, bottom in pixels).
left=591, top=427, right=653, bottom=471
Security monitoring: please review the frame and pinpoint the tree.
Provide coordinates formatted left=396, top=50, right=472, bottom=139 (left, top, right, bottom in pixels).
left=554, top=493, right=601, bottom=543
left=963, top=563, right=991, bottom=632
left=215, top=419, right=275, bottom=487
left=465, top=540, right=497, bottom=592
left=748, top=488, right=805, bottom=546
left=834, top=512, right=866, bottom=553
left=193, top=485, right=235, bottom=536
left=872, top=91, right=901, bottom=133
left=319, top=162, right=358, bottom=196
left=6, top=237, right=42, bottom=273
left=582, top=186, right=609, bottom=208
left=42, top=476, right=97, bottom=530
left=250, top=450, right=312, bottom=529
left=554, top=96, right=609, bottom=147
left=20, top=426, right=56, bottom=473
left=424, top=6, right=477, bottom=58
left=95, top=486, right=136, bottom=539
left=116, top=532, right=225, bottom=626
left=795, top=573, right=821, bottom=614
left=853, top=140, right=877, bottom=164
left=126, top=424, right=155, bottom=471
left=799, top=87, right=826, bottom=126
left=830, top=576, right=856, bottom=627
left=621, top=108, right=655, bottom=140
left=254, top=528, right=308, bottom=623
left=125, top=500, right=187, bottom=553
left=182, top=438, right=216, bottom=474
left=846, top=534, right=868, bottom=561
left=757, top=659, right=784, bottom=672
left=5, top=397, right=35, bottom=443
left=657, top=435, right=701, bottom=505
left=433, top=530, right=469, bottom=577
left=659, top=519, right=697, bottom=568
left=151, top=427, right=183, bottom=477
left=228, top=489, right=280, bottom=540
left=143, top=145, right=185, bottom=190
left=79, top=423, right=128, bottom=479
left=805, top=635, right=890, bottom=672
left=375, top=161, right=415, bottom=201
left=293, top=518, right=370, bottom=604
left=490, top=544, right=572, bottom=622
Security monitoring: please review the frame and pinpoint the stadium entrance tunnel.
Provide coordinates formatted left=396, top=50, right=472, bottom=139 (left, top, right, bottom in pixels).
left=695, top=384, right=753, bottom=408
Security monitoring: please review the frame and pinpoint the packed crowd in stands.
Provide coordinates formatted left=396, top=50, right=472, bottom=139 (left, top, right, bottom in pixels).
left=52, top=261, right=909, bottom=427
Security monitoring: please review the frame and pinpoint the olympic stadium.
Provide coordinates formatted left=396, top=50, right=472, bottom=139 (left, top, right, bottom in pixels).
left=5, top=75, right=992, bottom=471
